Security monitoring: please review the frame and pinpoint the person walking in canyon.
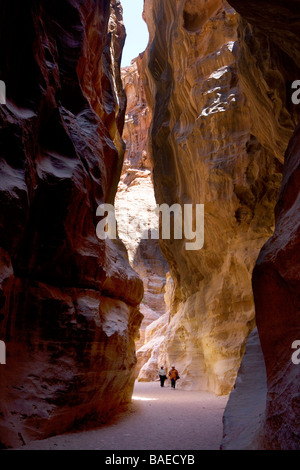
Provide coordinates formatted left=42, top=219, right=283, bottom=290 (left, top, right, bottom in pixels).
left=169, top=366, right=179, bottom=389
left=158, top=366, right=167, bottom=387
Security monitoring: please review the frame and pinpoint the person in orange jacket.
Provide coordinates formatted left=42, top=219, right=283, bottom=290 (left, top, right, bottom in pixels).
left=169, top=365, right=179, bottom=389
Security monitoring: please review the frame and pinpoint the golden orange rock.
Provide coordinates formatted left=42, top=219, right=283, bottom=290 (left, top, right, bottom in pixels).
left=141, top=0, right=283, bottom=395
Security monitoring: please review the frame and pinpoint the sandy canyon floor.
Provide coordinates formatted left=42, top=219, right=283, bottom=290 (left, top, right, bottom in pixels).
left=15, top=381, right=229, bottom=450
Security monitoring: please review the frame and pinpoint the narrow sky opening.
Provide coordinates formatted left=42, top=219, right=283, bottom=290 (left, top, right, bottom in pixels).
left=121, top=0, right=149, bottom=68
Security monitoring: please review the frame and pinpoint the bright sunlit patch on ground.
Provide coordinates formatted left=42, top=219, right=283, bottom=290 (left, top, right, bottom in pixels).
left=132, top=396, right=158, bottom=401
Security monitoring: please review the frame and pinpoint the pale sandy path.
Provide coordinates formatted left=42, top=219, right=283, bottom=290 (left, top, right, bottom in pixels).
left=17, top=381, right=228, bottom=450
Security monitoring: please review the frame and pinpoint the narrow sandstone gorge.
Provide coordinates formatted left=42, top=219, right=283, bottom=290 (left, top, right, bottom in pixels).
left=0, top=0, right=143, bottom=448
left=0, top=0, right=299, bottom=451
left=115, top=57, right=169, bottom=370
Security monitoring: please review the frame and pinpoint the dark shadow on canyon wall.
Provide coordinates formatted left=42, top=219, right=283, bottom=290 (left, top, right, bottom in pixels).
left=224, top=0, right=300, bottom=450
left=0, top=0, right=143, bottom=449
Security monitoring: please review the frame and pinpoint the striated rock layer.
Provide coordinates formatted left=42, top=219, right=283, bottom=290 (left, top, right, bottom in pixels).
left=221, top=0, right=300, bottom=449
left=0, top=0, right=143, bottom=448
left=141, top=0, right=283, bottom=394
left=115, top=57, right=168, bottom=354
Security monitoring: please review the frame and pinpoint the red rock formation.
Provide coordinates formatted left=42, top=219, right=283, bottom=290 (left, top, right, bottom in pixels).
left=0, top=0, right=143, bottom=448
left=222, top=0, right=300, bottom=449
left=252, top=124, right=300, bottom=449
left=120, top=57, right=152, bottom=177
left=223, top=125, right=300, bottom=451
left=228, top=0, right=300, bottom=69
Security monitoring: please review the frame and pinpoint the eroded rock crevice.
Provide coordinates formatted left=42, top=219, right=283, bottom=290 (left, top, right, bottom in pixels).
left=115, top=57, right=169, bottom=380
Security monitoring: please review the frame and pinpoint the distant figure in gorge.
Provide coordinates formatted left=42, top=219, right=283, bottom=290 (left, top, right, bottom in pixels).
left=169, top=366, right=179, bottom=389
left=158, top=366, right=167, bottom=387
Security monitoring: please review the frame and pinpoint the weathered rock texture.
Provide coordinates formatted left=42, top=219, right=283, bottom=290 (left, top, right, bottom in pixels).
left=137, top=312, right=169, bottom=381
left=223, top=125, right=300, bottom=450
left=221, top=0, right=300, bottom=449
left=115, top=57, right=168, bottom=354
left=141, top=0, right=284, bottom=395
left=0, top=0, right=143, bottom=448
left=253, top=124, right=300, bottom=450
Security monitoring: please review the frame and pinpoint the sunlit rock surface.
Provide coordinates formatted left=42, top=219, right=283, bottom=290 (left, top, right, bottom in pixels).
left=0, top=0, right=143, bottom=448
left=137, top=312, right=169, bottom=382
left=141, top=0, right=283, bottom=395
left=137, top=273, right=174, bottom=381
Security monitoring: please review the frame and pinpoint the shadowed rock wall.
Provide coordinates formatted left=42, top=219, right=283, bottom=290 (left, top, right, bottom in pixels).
left=252, top=124, right=300, bottom=449
left=224, top=0, right=300, bottom=450
left=0, top=0, right=143, bottom=448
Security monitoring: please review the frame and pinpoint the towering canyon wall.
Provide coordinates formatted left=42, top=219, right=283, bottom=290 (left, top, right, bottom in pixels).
left=141, top=0, right=283, bottom=395
left=222, top=0, right=300, bottom=450
left=0, top=0, right=143, bottom=448
left=252, top=124, right=300, bottom=449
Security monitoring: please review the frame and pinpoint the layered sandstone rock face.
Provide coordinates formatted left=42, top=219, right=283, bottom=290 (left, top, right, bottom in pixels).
left=115, top=57, right=168, bottom=354
left=141, top=0, right=283, bottom=395
left=0, top=0, right=143, bottom=448
left=223, top=0, right=300, bottom=449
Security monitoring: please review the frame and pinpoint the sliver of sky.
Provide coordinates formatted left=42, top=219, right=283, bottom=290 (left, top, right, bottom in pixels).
left=121, top=0, right=149, bottom=68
